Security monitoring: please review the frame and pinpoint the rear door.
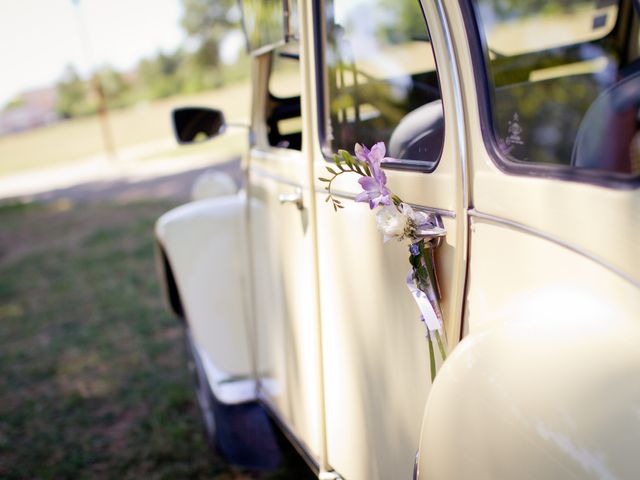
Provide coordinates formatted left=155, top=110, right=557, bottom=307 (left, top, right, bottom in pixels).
left=418, top=1, right=640, bottom=478
left=310, top=1, right=468, bottom=478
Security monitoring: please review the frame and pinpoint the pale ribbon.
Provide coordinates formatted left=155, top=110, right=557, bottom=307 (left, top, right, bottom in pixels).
left=406, top=269, right=442, bottom=333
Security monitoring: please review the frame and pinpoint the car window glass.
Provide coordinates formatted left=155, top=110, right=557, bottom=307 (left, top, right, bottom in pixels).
left=324, top=0, right=444, bottom=167
left=473, top=0, right=640, bottom=177
left=267, top=43, right=302, bottom=150
left=269, top=43, right=301, bottom=98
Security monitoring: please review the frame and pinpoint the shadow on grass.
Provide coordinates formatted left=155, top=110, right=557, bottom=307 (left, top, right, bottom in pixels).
left=0, top=200, right=314, bottom=480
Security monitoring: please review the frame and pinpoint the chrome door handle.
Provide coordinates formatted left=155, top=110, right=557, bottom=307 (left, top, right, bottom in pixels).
left=278, top=188, right=303, bottom=210
left=412, top=211, right=446, bottom=247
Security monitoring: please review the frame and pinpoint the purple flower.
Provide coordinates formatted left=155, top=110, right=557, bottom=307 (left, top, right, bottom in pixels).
left=354, top=142, right=393, bottom=209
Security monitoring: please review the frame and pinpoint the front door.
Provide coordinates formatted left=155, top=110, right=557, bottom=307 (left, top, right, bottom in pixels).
left=310, top=1, right=467, bottom=478
left=247, top=33, right=325, bottom=463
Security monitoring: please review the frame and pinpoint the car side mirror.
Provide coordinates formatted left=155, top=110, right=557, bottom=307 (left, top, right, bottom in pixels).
left=172, top=107, right=226, bottom=144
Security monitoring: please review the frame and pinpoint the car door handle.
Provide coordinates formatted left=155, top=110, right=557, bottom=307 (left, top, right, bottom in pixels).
left=413, top=211, right=446, bottom=247
left=278, top=188, right=304, bottom=210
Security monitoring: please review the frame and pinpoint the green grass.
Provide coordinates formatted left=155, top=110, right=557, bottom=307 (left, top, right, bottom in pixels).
left=0, top=81, right=251, bottom=177
left=0, top=200, right=312, bottom=479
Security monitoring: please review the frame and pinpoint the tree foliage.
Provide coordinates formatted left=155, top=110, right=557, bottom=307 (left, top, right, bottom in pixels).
left=54, top=0, right=248, bottom=118
left=180, top=0, right=241, bottom=70
left=55, top=65, right=92, bottom=118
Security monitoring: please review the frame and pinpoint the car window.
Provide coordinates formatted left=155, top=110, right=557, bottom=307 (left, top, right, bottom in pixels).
left=472, top=0, right=640, bottom=177
left=322, top=0, right=444, bottom=168
left=269, top=43, right=301, bottom=98
left=267, top=43, right=302, bottom=150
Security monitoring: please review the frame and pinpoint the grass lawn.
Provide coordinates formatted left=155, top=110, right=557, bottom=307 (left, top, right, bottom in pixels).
left=0, top=200, right=312, bottom=479
left=0, top=81, right=251, bottom=178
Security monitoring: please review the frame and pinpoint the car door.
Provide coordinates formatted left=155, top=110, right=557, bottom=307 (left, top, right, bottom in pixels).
left=309, top=1, right=468, bottom=478
left=247, top=34, right=326, bottom=464
left=418, top=1, right=640, bottom=478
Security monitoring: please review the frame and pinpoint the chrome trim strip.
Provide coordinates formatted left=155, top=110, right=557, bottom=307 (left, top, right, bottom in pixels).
left=250, top=165, right=302, bottom=189
left=318, top=187, right=456, bottom=218
left=251, top=164, right=457, bottom=218
left=469, top=209, right=640, bottom=289
left=257, top=392, right=321, bottom=475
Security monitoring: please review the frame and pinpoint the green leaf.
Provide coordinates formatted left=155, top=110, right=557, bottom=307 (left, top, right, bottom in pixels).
left=363, top=164, right=371, bottom=176
left=318, top=177, right=330, bottom=182
left=417, top=266, right=429, bottom=282
left=334, top=155, right=344, bottom=170
left=339, top=150, right=354, bottom=168
left=325, top=195, right=331, bottom=203
left=327, top=167, right=337, bottom=175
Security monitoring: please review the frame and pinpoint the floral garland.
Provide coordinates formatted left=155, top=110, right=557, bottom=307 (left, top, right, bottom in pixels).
left=320, top=142, right=447, bottom=381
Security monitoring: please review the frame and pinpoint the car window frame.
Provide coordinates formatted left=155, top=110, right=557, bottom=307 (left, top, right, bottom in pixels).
left=313, top=0, right=447, bottom=173
left=460, top=0, right=640, bottom=189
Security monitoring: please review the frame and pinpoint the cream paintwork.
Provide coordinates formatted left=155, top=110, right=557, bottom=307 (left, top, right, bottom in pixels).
left=246, top=41, right=324, bottom=465
left=417, top=2, right=640, bottom=479
left=450, top=0, right=640, bottom=286
left=420, top=221, right=640, bottom=479
left=154, top=0, right=640, bottom=478
left=155, top=195, right=255, bottom=402
left=310, top=0, right=468, bottom=476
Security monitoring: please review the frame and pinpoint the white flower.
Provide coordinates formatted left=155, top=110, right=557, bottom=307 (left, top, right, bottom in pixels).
left=399, top=203, right=429, bottom=227
left=376, top=205, right=409, bottom=242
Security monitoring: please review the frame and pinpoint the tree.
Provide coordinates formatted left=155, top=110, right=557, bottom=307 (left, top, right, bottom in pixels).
left=96, top=66, right=130, bottom=109
left=2, top=96, right=25, bottom=112
left=55, top=65, right=92, bottom=118
left=137, top=50, right=189, bottom=99
left=180, top=0, right=241, bottom=71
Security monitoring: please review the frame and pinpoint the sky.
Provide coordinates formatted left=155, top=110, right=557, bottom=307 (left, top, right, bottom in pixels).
left=0, top=0, right=186, bottom=108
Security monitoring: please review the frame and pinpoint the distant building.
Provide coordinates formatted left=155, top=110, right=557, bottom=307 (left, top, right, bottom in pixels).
left=0, top=86, right=59, bottom=135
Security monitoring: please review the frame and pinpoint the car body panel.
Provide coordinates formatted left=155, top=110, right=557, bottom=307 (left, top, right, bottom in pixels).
left=419, top=219, right=640, bottom=479
left=155, top=195, right=255, bottom=401
left=246, top=44, right=324, bottom=461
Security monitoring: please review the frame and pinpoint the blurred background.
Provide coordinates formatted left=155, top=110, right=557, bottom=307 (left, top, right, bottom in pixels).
left=0, top=1, right=308, bottom=478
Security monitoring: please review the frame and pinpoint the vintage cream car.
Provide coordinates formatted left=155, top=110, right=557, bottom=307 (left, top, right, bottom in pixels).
left=155, top=1, right=640, bottom=479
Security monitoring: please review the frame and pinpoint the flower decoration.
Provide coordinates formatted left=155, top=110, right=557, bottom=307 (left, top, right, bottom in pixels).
left=320, top=142, right=448, bottom=381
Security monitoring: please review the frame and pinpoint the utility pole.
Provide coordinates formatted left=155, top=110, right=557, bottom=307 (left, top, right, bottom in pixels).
left=71, top=0, right=116, bottom=159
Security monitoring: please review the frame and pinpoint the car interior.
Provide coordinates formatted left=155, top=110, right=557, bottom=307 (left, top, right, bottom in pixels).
left=481, top=0, right=640, bottom=175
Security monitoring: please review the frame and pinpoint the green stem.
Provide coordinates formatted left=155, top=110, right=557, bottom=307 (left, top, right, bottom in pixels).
left=434, top=330, right=447, bottom=360
left=419, top=241, right=440, bottom=300
left=427, top=328, right=436, bottom=382
left=326, top=169, right=365, bottom=202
